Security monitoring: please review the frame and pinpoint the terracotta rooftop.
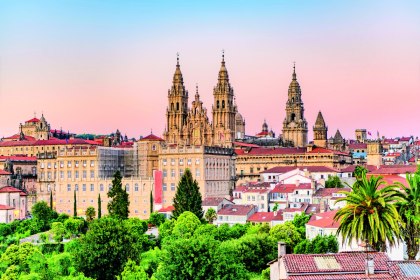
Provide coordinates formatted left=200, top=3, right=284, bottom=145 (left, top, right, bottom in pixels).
left=348, top=143, right=368, bottom=149
left=271, top=183, right=312, bottom=194
left=158, top=205, right=175, bottom=213
left=314, top=187, right=351, bottom=197
left=0, top=205, right=15, bottom=210
left=233, top=141, right=260, bottom=148
left=0, top=156, right=37, bottom=162
left=140, top=134, right=164, bottom=141
left=369, top=165, right=417, bottom=175
left=235, top=147, right=307, bottom=156
left=340, top=165, right=378, bottom=173
left=0, top=170, right=12, bottom=175
left=217, top=204, right=255, bottom=216
left=262, top=166, right=340, bottom=174
left=2, top=134, right=36, bottom=141
left=0, top=138, right=101, bottom=147
left=306, top=210, right=340, bottom=229
left=25, top=117, right=40, bottom=123
left=0, top=186, right=23, bottom=193
left=247, top=211, right=283, bottom=222
left=202, top=197, right=226, bottom=206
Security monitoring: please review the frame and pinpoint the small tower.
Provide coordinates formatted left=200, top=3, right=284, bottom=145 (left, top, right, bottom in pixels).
left=164, top=54, right=189, bottom=144
left=313, top=111, right=328, bottom=148
left=367, top=141, right=383, bottom=167
left=355, top=129, right=367, bottom=143
left=282, top=63, right=308, bottom=147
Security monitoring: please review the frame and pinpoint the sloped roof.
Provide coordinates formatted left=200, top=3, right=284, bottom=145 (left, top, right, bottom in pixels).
left=306, top=210, right=340, bottom=229
left=314, top=187, right=351, bottom=197
left=140, top=134, right=164, bottom=141
left=262, top=166, right=339, bottom=174
left=217, top=204, right=255, bottom=216
left=247, top=211, right=283, bottom=222
left=0, top=170, right=12, bottom=175
left=369, top=165, right=417, bottom=175
left=0, top=205, right=15, bottom=210
left=202, top=197, right=226, bottom=206
left=0, top=186, right=22, bottom=193
left=314, top=111, right=326, bottom=127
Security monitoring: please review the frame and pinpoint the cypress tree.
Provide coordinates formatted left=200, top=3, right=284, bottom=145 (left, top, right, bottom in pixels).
left=49, top=191, right=53, bottom=209
left=73, top=190, right=77, bottom=217
left=172, top=168, right=203, bottom=220
left=150, top=191, right=153, bottom=214
left=107, top=170, right=129, bottom=219
left=98, top=193, right=102, bottom=219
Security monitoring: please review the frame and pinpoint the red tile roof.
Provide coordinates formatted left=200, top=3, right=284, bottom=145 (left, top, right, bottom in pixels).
left=340, top=165, right=378, bottom=173
left=233, top=141, right=260, bottom=148
left=235, top=147, right=307, bottom=156
left=271, top=183, right=312, bottom=194
left=0, top=138, right=100, bottom=147
left=0, top=170, right=12, bottom=175
left=262, top=166, right=339, bottom=174
left=202, top=197, right=226, bottom=206
left=140, top=134, right=164, bottom=141
left=25, top=117, right=40, bottom=123
left=288, top=273, right=393, bottom=280
left=247, top=211, right=283, bottom=222
left=306, top=210, right=340, bottom=229
left=308, top=147, right=350, bottom=156
left=0, top=156, right=37, bottom=162
left=0, top=205, right=15, bottom=210
left=348, top=143, right=368, bottom=149
left=369, top=165, right=417, bottom=175
left=367, top=175, right=409, bottom=189
left=217, top=204, right=255, bottom=216
left=387, top=261, right=420, bottom=280
left=19, top=191, right=27, bottom=196
left=283, top=203, right=309, bottom=213
left=283, top=252, right=390, bottom=274
left=314, top=187, right=351, bottom=197
left=0, top=186, right=22, bottom=193
left=158, top=205, right=174, bottom=213
left=2, top=134, right=37, bottom=141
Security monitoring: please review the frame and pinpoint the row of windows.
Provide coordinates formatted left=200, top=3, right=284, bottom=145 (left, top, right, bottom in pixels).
left=162, top=158, right=200, bottom=166
left=66, top=183, right=145, bottom=192
left=162, top=183, right=176, bottom=191
left=163, top=169, right=200, bottom=178
left=40, top=170, right=96, bottom=180
left=40, top=160, right=95, bottom=169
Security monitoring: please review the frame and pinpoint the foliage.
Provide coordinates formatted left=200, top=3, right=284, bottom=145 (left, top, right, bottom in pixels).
left=172, top=211, right=202, bottom=238
left=118, top=259, right=148, bottom=280
left=139, top=247, right=163, bottom=277
left=172, top=169, right=204, bottom=220
left=31, top=201, right=57, bottom=231
left=291, top=213, right=311, bottom=239
left=204, top=208, right=217, bottom=224
left=354, top=165, right=368, bottom=179
left=325, top=176, right=343, bottom=188
left=64, top=217, right=84, bottom=238
left=158, top=219, right=175, bottom=241
left=98, top=194, right=102, bottom=219
left=272, top=203, right=279, bottom=212
left=85, top=207, right=96, bottom=222
left=236, top=233, right=276, bottom=272
left=269, top=222, right=302, bottom=251
left=334, top=173, right=403, bottom=251
left=396, top=173, right=420, bottom=259
left=294, top=235, right=338, bottom=254
left=74, top=217, right=148, bottom=280
left=0, top=243, right=41, bottom=275
left=51, top=222, right=65, bottom=243
left=107, top=171, right=130, bottom=220
left=148, top=212, right=166, bottom=227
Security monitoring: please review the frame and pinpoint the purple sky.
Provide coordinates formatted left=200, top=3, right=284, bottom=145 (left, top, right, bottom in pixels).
left=1, top=1, right=419, bottom=140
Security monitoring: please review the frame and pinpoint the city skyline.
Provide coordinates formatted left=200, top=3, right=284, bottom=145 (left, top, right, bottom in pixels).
left=1, top=1, right=420, bottom=139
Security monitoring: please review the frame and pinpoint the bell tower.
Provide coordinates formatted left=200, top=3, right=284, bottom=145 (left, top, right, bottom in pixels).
left=313, top=111, right=328, bottom=148
left=282, top=64, right=308, bottom=147
left=164, top=54, right=189, bottom=144
left=212, top=52, right=236, bottom=147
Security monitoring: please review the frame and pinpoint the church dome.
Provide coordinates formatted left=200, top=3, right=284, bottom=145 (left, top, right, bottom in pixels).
left=235, top=112, right=244, bottom=122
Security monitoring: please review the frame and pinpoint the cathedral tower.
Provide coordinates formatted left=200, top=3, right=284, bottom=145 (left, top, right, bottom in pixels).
left=212, top=53, right=236, bottom=147
left=164, top=55, right=189, bottom=144
left=282, top=64, right=308, bottom=147
left=313, top=111, right=328, bottom=148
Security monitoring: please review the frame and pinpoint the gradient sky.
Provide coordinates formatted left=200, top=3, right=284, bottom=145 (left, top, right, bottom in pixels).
left=1, top=0, right=419, bottom=140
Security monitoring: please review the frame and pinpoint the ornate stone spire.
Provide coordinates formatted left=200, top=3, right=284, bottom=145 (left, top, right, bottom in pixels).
left=314, top=111, right=326, bottom=128
left=195, top=83, right=200, bottom=101
left=172, top=53, right=184, bottom=86
left=218, top=50, right=229, bottom=83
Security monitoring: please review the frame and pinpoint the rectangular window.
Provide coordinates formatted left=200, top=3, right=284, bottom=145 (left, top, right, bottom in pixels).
left=163, top=159, right=167, bottom=166
left=171, top=183, right=175, bottom=191
left=60, top=171, right=64, bottom=179
left=261, top=195, right=265, bottom=200
left=195, top=169, right=200, bottom=178
left=83, top=170, right=87, bottom=179
left=163, top=184, right=167, bottom=191
left=90, top=160, right=95, bottom=167
left=195, top=159, right=200, bottom=165
left=75, top=161, right=79, bottom=167
left=60, top=161, right=64, bottom=168
left=47, top=162, right=51, bottom=168
left=179, top=168, right=184, bottom=177
left=47, top=171, right=51, bottom=180
left=67, top=184, right=71, bottom=192
left=90, top=171, right=95, bottom=178
left=171, top=169, right=175, bottom=178
left=67, top=161, right=71, bottom=167
left=187, top=159, right=192, bottom=165
left=82, top=184, right=86, bottom=191
left=179, top=159, right=184, bottom=165
left=75, top=171, right=79, bottom=179
left=75, top=184, right=79, bottom=191
left=41, top=163, right=45, bottom=169
left=90, top=184, right=94, bottom=191
left=83, top=160, right=87, bottom=167
left=67, top=171, right=72, bottom=179
left=100, top=184, right=104, bottom=192
left=135, top=184, right=139, bottom=191
left=163, top=169, right=167, bottom=178
left=171, top=159, right=175, bottom=166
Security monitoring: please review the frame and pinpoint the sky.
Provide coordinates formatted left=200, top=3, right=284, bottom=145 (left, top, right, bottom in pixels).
left=0, top=0, right=419, bottom=140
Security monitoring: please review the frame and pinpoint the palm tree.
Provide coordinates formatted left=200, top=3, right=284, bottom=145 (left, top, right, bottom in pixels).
left=205, top=208, right=217, bottom=224
left=334, top=173, right=403, bottom=251
left=396, top=173, right=420, bottom=260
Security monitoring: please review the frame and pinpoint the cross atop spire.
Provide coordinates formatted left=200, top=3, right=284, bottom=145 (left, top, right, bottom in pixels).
left=195, top=83, right=200, bottom=100
left=292, top=61, right=297, bottom=80
left=176, top=52, right=179, bottom=66
left=222, top=49, right=225, bottom=62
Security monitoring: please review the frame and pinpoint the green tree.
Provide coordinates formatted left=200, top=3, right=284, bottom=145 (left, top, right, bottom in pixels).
left=269, top=222, right=302, bottom=251
left=0, top=243, right=41, bottom=275
left=396, top=173, right=420, bottom=260
left=291, top=213, right=311, bottom=239
left=149, top=191, right=153, bottom=215
left=64, top=217, right=84, bottom=238
left=334, top=173, right=403, bottom=251
left=75, top=217, right=147, bottom=280
left=97, top=194, right=102, bottom=219
left=107, top=171, right=130, bottom=220
left=31, top=201, right=56, bottom=231
left=172, top=169, right=203, bottom=220
left=272, top=202, right=279, bottom=212
left=325, top=176, right=343, bottom=188
left=85, top=207, right=96, bottom=222
left=51, top=222, right=65, bottom=243
left=204, top=208, right=217, bottom=224
left=148, top=212, right=165, bottom=227
left=354, top=165, right=368, bottom=180
left=118, top=259, right=148, bottom=280
left=172, top=211, right=201, bottom=238
left=73, top=190, right=77, bottom=217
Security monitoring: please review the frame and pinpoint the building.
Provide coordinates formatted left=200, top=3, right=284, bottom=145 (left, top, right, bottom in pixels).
left=282, top=65, right=308, bottom=147
left=355, top=129, right=367, bottom=143
left=0, top=186, right=28, bottom=223
left=247, top=211, right=284, bottom=227
left=215, top=204, right=257, bottom=226
left=261, top=166, right=340, bottom=183
left=313, top=187, right=350, bottom=210
left=202, top=197, right=233, bottom=215
left=157, top=145, right=235, bottom=208
left=163, top=54, right=245, bottom=148
left=232, top=182, right=271, bottom=212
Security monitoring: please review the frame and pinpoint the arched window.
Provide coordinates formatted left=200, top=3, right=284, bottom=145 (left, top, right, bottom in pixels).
left=176, top=102, right=179, bottom=111
left=125, top=184, right=130, bottom=192
left=291, top=113, right=296, bottom=122
left=222, top=100, right=225, bottom=108
left=171, top=103, right=174, bottom=110
left=217, top=100, right=220, bottom=109
left=291, top=97, right=294, bottom=103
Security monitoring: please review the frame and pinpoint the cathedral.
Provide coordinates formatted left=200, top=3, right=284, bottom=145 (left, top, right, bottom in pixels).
left=163, top=54, right=245, bottom=148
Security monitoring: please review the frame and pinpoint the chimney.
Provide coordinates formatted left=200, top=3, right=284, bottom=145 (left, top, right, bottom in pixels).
left=295, top=180, right=300, bottom=186
left=278, top=242, right=286, bottom=258
left=365, top=256, right=374, bottom=275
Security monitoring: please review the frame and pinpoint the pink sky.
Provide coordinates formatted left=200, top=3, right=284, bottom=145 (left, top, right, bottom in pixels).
left=0, top=1, right=419, bottom=140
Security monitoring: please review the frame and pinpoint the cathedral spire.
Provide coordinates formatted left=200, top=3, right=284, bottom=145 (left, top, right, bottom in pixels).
left=195, top=83, right=200, bottom=101
left=292, top=62, right=297, bottom=81
left=173, top=53, right=184, bottom=85
left=218, top=50, right=229, bottom=82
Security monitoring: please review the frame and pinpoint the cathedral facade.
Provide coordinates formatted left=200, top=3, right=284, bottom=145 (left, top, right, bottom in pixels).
left=163, top=55, right=245, bottom=148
